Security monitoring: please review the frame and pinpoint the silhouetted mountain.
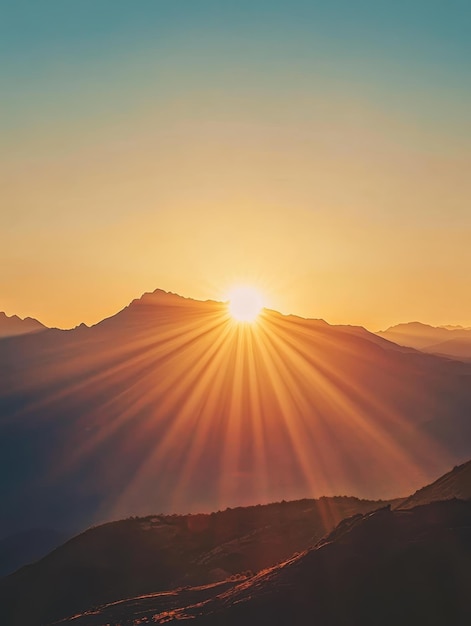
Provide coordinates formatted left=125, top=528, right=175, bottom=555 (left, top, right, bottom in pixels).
left=0, top=496, right=392, bottom=626
left=0, top=311, right=46, bottom=338
left=336, top=323, right=416, bottom=352
left=440, top=324, right=471, bottom=331
left=0, top=528, right=68, bottom=578
left=378, top=321, right=471, bottom=359
left=2, top=289, right=471, bottom=538
left=400, top=459, right=471, bottom=509
left=57, top=499, right=471, bottom=626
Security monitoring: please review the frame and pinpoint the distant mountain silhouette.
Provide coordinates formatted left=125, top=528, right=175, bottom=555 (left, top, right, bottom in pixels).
left=378, top=321, right=471, bottom=360
left=0, top=311, right=46, bottom=338
left=2, top=289, right=471, bottom=539
left=399, top=459, right=471, bottom=509
left=0, top=496, right=390, bottom=626
left=56, top=500, right=471, bottom=626
left=440, top=324, right=471, bottom=331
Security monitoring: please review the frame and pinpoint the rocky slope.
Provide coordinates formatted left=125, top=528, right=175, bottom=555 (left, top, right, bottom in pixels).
left=0, top=496, right=388, bottom=625
left=59, top=500, right=471, bottom=626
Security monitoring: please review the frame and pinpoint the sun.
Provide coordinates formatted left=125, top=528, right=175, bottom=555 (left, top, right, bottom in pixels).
left=228, top=286, right=264, bottom=323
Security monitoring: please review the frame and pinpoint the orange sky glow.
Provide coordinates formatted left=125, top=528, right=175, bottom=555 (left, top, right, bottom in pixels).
left=2, top=3, right=470, bottom=331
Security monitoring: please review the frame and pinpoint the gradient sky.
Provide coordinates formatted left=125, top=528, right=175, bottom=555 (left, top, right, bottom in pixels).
left=2, top=1, right=470, bottom=330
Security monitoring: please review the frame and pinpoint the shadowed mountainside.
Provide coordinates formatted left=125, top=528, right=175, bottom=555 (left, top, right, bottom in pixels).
left=58, top=499, right=471, bottom=626
left=0, top=311, right=46, bottom=338
left=1, top=289, right=471, bottom=538
left=0, top=496, right=391, bottom=626
left=377, top=321, right=471, bottom=360
left=399, top=459, right=471, bottom=509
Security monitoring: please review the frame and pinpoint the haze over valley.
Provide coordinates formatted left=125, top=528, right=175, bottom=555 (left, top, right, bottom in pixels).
left=2, top=290, right=471, bottom=541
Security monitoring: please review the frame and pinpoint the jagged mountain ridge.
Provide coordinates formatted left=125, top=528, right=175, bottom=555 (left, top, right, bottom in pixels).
left=0, top=311, right=46, bottom=338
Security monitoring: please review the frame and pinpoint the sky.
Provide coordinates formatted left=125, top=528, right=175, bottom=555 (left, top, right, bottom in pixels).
left=1, top=0, right=470, bottom=330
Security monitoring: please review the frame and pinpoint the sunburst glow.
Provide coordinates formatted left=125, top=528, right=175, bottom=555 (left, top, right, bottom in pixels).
left=228, top=286, right=264, bottom=322
left=8, top=287, right=446, bottom=523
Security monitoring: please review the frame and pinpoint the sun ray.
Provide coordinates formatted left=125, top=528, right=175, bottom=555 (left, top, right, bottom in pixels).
left=9, top=293, right=456, bottom=523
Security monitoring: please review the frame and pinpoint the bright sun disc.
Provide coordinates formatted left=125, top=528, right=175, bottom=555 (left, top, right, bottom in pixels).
left=228, top=286, right=263, bottom=322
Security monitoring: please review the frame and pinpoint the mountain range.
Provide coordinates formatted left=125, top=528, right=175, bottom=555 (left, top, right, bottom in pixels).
left=377, top=321, right=471, bottom=360
left=0, top=312, right=46, bottom=338
left=1, top=289, right=471, bottom=541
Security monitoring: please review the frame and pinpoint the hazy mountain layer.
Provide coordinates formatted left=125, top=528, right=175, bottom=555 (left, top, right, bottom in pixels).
left=1, top=290, right=471, bottom=537
left=378, top=321, right=471, bottom=360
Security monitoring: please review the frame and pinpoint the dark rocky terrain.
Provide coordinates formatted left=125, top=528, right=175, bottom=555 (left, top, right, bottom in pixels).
left=0, top=496, right=389, bottom=625
left=58, top=499, right=471, bottom=626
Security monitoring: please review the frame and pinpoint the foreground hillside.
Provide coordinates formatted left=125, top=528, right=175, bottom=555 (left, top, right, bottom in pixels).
left=2, top=290, right=471, bottom=537
left=60, top=499, right=471, bottom=626
left=0, top=496, right=387, bottom=626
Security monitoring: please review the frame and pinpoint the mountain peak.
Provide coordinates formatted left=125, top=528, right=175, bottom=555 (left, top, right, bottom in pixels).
left=380, top=321, right=432, bottom=333
left=0, top=311, right=46, bottom=338
left=129, top=288, right=220, bottom=309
